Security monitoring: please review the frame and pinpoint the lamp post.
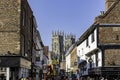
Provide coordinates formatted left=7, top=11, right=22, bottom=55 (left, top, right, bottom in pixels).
left=88, top=57, right=93, bottom=80
left=88, top=57, right=93, bottom=69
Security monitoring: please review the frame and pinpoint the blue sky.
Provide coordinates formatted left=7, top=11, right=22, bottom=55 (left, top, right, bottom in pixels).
left=28, top=0, right=105, bottom=50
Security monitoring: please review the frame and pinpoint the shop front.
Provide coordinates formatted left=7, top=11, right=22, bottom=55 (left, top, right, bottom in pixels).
left=78, top=60, right=87, bottom=79
left=88, top=67, right=120, bottom=79
left=20, top=58, right=31, bottom=79
left=0, top=56, right=31, bottom=80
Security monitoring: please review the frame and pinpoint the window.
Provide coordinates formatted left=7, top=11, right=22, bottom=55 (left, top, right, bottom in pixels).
left=21, top=34, right=25, bottom=56
left=91, top=32, right=95, bottom=43
left=4, top=68, right=6, bottom=71
left=0, top=68, right=3, bottom=71
left=86, top=38, right=89, bottom=47
left=96, top=53, right=98, bottom=67
left=28, top=40, right=30, bottom=50
left=22, top=8, right=26, bottom=26
left=82, top=48, right=84, bottom=56
left=29, top=18, right=32, bottom=32
left=36, top=56, right=40, bottom=61
left=116, top=35, right=119, bottom=40
left=0, top=68, right=6, bottom=71
left=79, top=50, right=80, bottom=56
left=54, top=42, right=56, bottom=51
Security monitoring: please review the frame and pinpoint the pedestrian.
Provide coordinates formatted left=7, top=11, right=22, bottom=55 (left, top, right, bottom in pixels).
left=20, top=74, right=26, bottom=80
left=100, top=77, right=104, bottom=80
left=76, top=70, right=80, bottom=80
left=16, top=76, right=19, bottom=80
left=66, top=76, right=69, bottom=80
left=26, top=77, right=29, bottom=80
left=74, top=76, right=78, bottom=80
left=60, top=75, right=64, bottom=80
left=1, top=74, right=5, bottom=80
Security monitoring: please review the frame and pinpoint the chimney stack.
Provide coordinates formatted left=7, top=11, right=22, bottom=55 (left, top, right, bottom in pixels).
left=105, top=0, right=114, bottom=11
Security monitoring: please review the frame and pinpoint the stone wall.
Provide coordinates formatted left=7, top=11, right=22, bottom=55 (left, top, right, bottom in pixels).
left=70, top=47, right=77, bottom=72
left=0, top=0, right=21, bottom=55
left=99, top=27, right=120, bottom=44
left=96, top=1, right=120, bottom=67
left=104, top=49, right=120, bottom=66
left=105, top=0, right=115, bottom=11
left=95, top=1, right=120, bottom=24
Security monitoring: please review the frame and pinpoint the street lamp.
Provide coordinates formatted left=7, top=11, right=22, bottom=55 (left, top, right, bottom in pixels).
left=88, top=57, right=93, bottom=68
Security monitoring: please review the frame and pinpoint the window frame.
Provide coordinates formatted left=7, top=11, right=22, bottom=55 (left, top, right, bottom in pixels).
left=91, top=32, right=95, bottom=43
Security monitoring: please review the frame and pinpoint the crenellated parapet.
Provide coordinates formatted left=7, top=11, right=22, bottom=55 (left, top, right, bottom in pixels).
left=52, top=31, right=64, bottom=37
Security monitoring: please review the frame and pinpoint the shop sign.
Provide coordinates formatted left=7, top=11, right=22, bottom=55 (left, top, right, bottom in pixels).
left=20, top=58, right=31, bottom=69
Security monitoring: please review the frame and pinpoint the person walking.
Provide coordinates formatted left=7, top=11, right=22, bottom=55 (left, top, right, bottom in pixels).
left=74, top=76, right=78, bottom=80
left=76, top=70, right=80, bottom=80
left=20, top=74, right=26, bottom=80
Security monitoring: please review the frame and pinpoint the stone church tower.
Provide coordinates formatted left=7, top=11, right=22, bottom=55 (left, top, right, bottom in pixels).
left=52, top=31, right=64, bottom=62
left=52, top=31, right=75, bottom=71
left=65, top=34, right=75, bottom=52
left=52, top=31, right=75, bottom=62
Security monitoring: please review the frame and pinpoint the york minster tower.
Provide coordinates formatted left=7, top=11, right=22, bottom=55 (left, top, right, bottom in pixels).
left=52, top=31, right=64, bottom=62
left=52, top=31, right=75, bottom=62
left=65, top=34, right=75, bottom=52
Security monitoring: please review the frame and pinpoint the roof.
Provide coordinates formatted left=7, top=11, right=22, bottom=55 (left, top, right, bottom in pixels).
left=65, top=42, right=78, bottom=56
left=95, top=0, right=119, bottom=21
left=77, top=0, right=120, bottom=46
left=65, top=44, right=75, bottom=56
left=77, top=24, right=98, bottom=46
